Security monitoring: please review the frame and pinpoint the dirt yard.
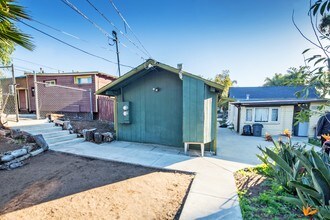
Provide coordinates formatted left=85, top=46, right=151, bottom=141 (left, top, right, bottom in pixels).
left=0, top=151, right=194, bottom=220
left=0, top=136, right=23, bottom=152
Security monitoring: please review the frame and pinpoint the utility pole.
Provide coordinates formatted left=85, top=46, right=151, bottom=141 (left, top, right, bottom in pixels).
left=11, top=64, right=19, bottom=122
left=112, top=31, right=121, bottom=77
left=34, top=71, right=40, bottom=119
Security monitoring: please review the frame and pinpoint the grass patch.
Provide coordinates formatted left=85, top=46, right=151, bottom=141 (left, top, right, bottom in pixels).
left=234, top=165, right=303, bottom=220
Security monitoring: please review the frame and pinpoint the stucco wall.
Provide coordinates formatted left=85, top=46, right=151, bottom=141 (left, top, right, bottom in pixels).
left=238, top=105, right=294, bottom=135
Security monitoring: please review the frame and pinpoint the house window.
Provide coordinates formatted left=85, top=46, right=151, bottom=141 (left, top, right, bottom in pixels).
left=271, top=109, right=279, bottom=122
left=74, top=76, right=92, bottom=84
left=31, top=87, right=35, bottom=97
left=44, top=80, right=56, bottom=87
left=246, top=109, right=252, bottom=122
left=255, top=108, right=269, bottom=122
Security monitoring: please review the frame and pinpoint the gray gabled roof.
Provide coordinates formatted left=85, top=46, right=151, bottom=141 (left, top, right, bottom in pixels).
left=229, top=86, right=320, bottom=101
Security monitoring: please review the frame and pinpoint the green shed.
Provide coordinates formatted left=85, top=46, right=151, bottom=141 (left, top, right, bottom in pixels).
left=97, top=59, right=223, bottom=155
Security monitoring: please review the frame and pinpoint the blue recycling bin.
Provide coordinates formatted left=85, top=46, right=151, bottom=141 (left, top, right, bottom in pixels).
left=252, top=123, right=263, bottom=137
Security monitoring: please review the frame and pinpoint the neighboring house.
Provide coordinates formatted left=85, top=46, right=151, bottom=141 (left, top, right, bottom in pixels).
left=228, top=86, right=327, bottom=137
left=14, top=71, right=116, bottom=120
left=97, top=59, right=223, bottom=153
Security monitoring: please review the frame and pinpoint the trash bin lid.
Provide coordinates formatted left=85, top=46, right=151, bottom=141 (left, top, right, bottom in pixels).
left=252, top=123, right=263, bottom=128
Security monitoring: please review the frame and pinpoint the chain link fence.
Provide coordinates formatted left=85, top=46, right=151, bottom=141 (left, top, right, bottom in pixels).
left=35, top=81, right=93, bottom=120
left=0, top=65, right=19, bottom=124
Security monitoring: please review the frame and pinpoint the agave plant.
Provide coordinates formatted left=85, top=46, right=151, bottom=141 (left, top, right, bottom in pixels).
left=258, top=131, right=330, bottom=219
left=257, top=136, right=305, bottom=194
left=284, top=150, right=330, bottom=219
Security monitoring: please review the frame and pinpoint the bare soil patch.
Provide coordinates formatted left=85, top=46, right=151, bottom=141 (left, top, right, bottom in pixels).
left=0, top=136, right=24, bottom=153
left=0, top=151, right=194, bottom=220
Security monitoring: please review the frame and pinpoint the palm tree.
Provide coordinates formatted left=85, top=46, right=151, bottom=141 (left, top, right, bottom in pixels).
left=263, top=73, right=285, bottom=86
left=214, top=70, right=237, bottom=111
left=0, top=0, right=34, bottom=64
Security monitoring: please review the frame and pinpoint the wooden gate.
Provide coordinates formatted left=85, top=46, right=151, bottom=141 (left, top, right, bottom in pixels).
left=98, top=95, right=114, bottom=122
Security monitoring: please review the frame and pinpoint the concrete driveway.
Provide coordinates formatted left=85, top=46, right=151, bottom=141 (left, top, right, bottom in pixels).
left=217, top=128, right=309, bottom=166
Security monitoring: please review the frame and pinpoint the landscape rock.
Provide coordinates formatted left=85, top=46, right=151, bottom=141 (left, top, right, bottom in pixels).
left=0, top=129, right=10, bottom=137
left=83, top=128, right=96, bottom=141
left=63, top=121, right=72, bottom=130
left=1, top=154, right=14, bottom=162
left=33, top=134, right=49, bottom=150
left=10, top=129, right=21, bottom=139
left=11, top=148, right=28, bottom=158
left=102, top=132, right=114, bottom=142
left=94, top=132, right=103, bottom=144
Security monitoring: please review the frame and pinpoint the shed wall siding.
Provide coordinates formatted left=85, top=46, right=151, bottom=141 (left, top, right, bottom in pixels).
left=183, top=75, right=205, bottom=143
left=117, top=69, right=183, bottom=147
left=239, top=105, right=294, bottom=135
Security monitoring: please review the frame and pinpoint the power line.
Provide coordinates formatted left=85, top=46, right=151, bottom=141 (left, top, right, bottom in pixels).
left=85, top=0, right=148, bottom=59
left=14, top=65, right=35, bottom=72
left=61, top=0, right=114, bottom=40
left=108, top=0, right=152, bottom=58
left=20, top=20, right=134, bottom=69
left=13, top=57, right=63, bottom=72
left=32, top=18, right=115, bottom=53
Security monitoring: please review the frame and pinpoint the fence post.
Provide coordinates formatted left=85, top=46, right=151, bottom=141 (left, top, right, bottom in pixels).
left=89, top=89, right=93, bottom=120
left=34, top=72, right=40, bottom=119
left=11, top=64, right=19, bottom=122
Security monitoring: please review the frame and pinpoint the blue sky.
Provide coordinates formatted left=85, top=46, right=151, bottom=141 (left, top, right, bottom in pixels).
left=12, top=0, right=316, bottom=86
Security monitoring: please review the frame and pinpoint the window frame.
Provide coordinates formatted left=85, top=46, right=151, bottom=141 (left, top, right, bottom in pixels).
left=245, top=108, right=253, bottom=122
left=244, top=107, right=280, bottom=123
left=270, top=108, right=279, bottom=122
left=254, top=107, right=269, bottom=122
left=74, top=75, right=92, bottom=85
left=44, top=79, right=56, bottom=87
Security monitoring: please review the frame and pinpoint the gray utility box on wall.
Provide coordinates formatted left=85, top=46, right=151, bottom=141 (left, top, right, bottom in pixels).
left=117, top=101, right=130, bottom=124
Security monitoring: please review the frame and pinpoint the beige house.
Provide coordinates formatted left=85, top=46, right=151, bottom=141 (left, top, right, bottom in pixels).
left=228, top=86, right=327, bottom=137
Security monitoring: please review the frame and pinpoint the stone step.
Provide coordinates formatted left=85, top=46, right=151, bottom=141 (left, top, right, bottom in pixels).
left=45, top=134, right=77, bottom=144
left=49, top=138, right=85, bottom=148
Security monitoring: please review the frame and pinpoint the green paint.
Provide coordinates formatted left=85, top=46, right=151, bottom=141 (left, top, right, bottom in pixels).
left=99, top=60, right=222, bottom=150
left=117, top=69, right=183, bottom=147
left=183, top=75, right=205, bottom=143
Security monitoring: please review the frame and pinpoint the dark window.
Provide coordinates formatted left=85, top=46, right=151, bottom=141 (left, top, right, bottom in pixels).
left=31, top=87, right=35, bottom=97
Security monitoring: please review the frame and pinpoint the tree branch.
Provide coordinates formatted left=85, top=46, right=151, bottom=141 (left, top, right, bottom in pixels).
left=292, top=10, right=325, bottom=50
left=309, top=0, right=330, bottom=59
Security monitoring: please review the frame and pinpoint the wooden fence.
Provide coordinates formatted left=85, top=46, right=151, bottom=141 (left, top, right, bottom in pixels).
left=98, top=95, right=114, bottom=122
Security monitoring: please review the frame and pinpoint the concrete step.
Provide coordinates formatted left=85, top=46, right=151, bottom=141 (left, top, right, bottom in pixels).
left=45, top=134, right=77, bottom=144
left=49, top=138, right=85, bottom=148
left=10, top=123, right=55, bottom=131
left=42, top=130, right=71, bottom=139
left=24, top=126, right=62, bottom=135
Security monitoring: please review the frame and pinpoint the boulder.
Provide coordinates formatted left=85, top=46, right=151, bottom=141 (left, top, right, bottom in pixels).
left=94, top=132, right=103, bottom=144
left=33, top=134, right=49, bottom=150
